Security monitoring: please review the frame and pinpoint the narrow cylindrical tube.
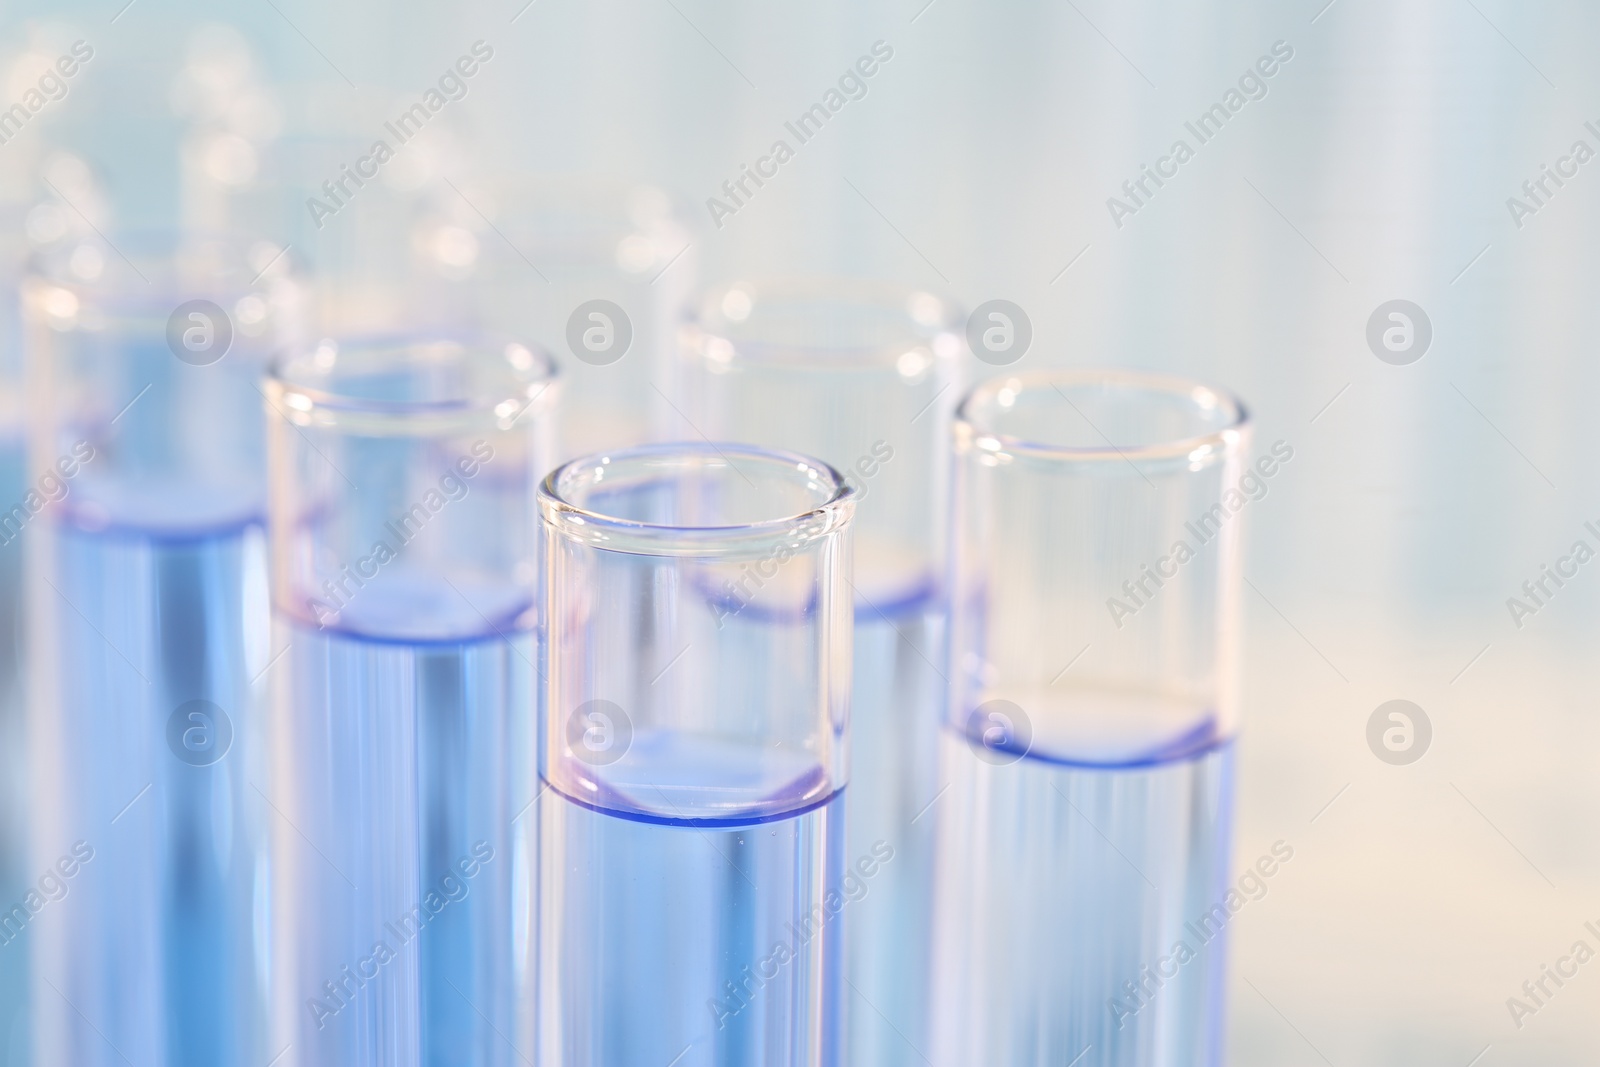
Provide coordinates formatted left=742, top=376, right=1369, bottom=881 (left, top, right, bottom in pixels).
left=298, top=176, right=692, bottom=461
left=678, top=278, right=961, bottom=1066
left=536, top=443, right=855, bottom=1067
left=434, top=176, right=694, bottom=461
left=933, top=371, right=1252, bottom=1067
left=264, top=335, right=557, bottom=1066
left=22, top=232, right=297, bottom=1067
left=0, top=214, right=33, bottom=1055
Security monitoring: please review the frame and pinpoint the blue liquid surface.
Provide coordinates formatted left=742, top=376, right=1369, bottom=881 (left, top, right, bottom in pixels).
left=539, top=744, right=843, bottom=1067
left=275, top=613, right=530, bottom=1067
left=931, top=697, right=1235, bottom=1067
left=40, top=518, right=269, bottom=1067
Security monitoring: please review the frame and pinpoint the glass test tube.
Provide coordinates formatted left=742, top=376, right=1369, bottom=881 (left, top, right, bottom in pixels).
left=536, top=443, right=855, bottom=1067
left=679, top=278, right=961, bottom=1067
left=931, top=371, right=1251, bottom=1067
left=23, top=232, right=297, bottom=1067
left=264, top=335, right=557, bottom=1066
left=436, top=175, right=694, bottom=460
left=0, top=214, right=31, bottom=1066
left=282, top=173, right=692, bottom=460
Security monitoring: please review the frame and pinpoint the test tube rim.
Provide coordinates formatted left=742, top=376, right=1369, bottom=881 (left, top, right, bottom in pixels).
left=265, top=330, right=559, bottom=435
left=538, top=441, right=856, bottom=559
left=954, top=368, right=1250, bottom=470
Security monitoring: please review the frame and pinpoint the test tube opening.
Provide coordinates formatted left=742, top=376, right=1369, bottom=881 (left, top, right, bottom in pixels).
left=539, top=442, right=854, bottom=826
left=950, top=369, right=1253, bottom=765
left=265, top=333, right=558, bottom=641
left=542, top=442, right=855, bottom=553
left=956, top=369, right=1249, bottom=468
left=25, top=231, right=300, bottom=536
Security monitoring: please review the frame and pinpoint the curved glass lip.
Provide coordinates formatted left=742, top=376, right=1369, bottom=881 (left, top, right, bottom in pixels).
left=539, top=441, right=857, bottom=558
left=955, top=369, right=1250, bottom=466
left=264, top=331, right=558, bottom=435
left=683, top=276, right=963, bottom=370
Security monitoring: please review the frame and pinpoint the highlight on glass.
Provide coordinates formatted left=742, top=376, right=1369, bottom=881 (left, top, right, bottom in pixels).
left=932, top=370, right=1252, bottom=1067
left=21, top=231, right=299, bottom=1067
left=262, top=334, right=557, bottom=1065
left=679, top=277, right=962, bottom=1066
left=536, top=443, right=855, bottom=1067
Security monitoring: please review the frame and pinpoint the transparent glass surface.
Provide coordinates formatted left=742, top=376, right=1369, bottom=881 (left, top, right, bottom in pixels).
left=932, top=370, right=1251, bottom=1067
left=536, top=443, right=854, bottom=1067
left=264, top=334, right=557, bottom=1067
left=0, top=213, right=31, bottom=1067
left=680, top=277, right=962, bottom=1066
left=22, top=231, right=295, bottom=1067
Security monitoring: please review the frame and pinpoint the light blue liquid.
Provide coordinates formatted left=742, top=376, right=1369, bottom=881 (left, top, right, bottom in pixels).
left=45, top=517, right=269, bottom=1067
left=931, top=718, right=1235, bottom=1067
left=844, top=591, right=942, bottom=1067
left=538, top=744, right=844, bottom=1067
left=0, top=436, right=29, bottom=1066
left=276, top=613, right=529, bottom=1067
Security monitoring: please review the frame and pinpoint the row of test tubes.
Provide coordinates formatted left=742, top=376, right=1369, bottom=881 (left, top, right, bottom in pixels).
left=0, top=183, right=1249, bottom=1067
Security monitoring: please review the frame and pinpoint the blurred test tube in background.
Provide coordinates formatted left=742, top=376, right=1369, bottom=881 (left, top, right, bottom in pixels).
left=267, top=163, right=694, bottom=463
left=170, top=25, right=285, bottom=241
left=0, top=212, right=30, bottom=1067
left=0, top=28, right=121, bottom=1064
left=23, top=229, right=297, bottom=1066
left=536, top=444, right=855, bottom=1067
left=424, top=175, right=694, bottom=460
left=932, top=371, right=1251, bottom=1066
left=678, top=278, right=962, bottom=1065
left=264, top=334, right=556, bottom=1066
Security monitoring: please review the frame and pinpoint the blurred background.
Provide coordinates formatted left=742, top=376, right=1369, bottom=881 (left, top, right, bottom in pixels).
left=0, top=0, right=1597, bottom=1063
